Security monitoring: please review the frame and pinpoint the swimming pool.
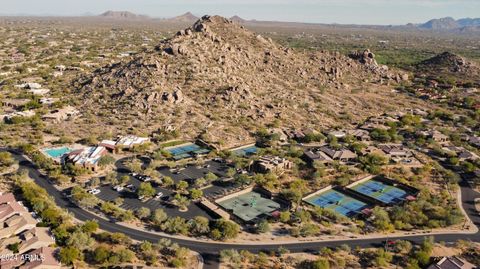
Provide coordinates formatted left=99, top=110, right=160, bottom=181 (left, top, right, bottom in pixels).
left=43, top=147, right=72, bottom=159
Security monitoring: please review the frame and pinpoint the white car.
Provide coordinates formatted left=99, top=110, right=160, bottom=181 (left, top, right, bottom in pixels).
left=113, top=185, right=124, bottom=192
left=155, top=192, right=163, bottom=199
left=88, top=189, right=101, bottom=195
left=126, top=184, right=137, bottom=192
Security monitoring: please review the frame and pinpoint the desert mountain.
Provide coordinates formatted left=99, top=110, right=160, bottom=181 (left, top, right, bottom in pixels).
left=75, top=15, right=414, bottom=148
left=230, top=16, right=246, bottom=23
left=416, top=17, right=480, bottom=32
left=166, top=12, right=199, bottom=23
left=419, top=17, right=459, bottom=30
left=99, top=10, right=149, bottom=20
left=416, top=52, right=480, bottom=86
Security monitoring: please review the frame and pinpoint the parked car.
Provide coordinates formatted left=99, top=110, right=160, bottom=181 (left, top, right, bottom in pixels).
left=155, top=192, right=164, bottom=199
left=136, top=175, right=152, bottom=182
left=125, top=184, right=136, bottom=191
left=88, top=189, right=101, bottom=195
left=113, top=185, right=124, bottom=192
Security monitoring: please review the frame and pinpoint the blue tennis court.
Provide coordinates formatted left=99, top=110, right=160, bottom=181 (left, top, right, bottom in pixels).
left=304, top=189, right=369, bottom=217
left=166, top=143, right=210, bottom=160
left=352, top=179, right=408, bottom=205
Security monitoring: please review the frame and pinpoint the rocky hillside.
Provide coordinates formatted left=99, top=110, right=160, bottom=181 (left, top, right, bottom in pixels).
left=74, top=15, right=416, bottom=148
left=416, top=52, right=480, bottom=86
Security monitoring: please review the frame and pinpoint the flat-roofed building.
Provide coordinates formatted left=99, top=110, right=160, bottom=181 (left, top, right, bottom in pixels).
left=66, top=146, right=108, bottom=171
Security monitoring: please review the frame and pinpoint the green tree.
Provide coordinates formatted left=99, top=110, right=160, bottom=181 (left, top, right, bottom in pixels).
left=126, top=158, right=142, bottom=173
left=205, top=172, right=218, bottom=182
left=59, top=246, right=81, bottom=265
left=359, top=153, right=388, bottom=174
left=138, top=182, right=156, bottom=198
left=93, top=245, right=110, bottom=264
left=176, top=180, right=189, bottom=192
left=189, top=189, right=203, bottom=200
left=212, top=219, right=240, bottom=240
left=151, top=208, right=168, bottom=225
left=373, top=249, right=393, bottom=267
left=189, top=216, right=210, bottom=235
left=98, top=155, right=115, bottom=167
left=279, top=211, right=291, bottom=223
left=119, top=175, right=130, bottom=185
left=161, top=216, right=189, bottom=235
left=256, top=219, right=270, bottom=234
left=66, top=231, right=94, bottom=251
left=372, top=207, right=394, bottom=232
left=82, top=220, right=99, bottom=234
left=162, top=176, right=174, bottom=187
left=311, top=258, right=330, bottom=269
left=136, top=207, right=151, bottom=220
left=0, top=152, right=15, bottom=168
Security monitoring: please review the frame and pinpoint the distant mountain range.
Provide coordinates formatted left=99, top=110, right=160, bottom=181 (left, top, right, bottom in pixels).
left=97, top=11, right=250, bottom=26
left=99, top=10, right=150, bottom=20
left=416, top=17, right=480, bottom=30
left=87, top=11, right=480, bottom=34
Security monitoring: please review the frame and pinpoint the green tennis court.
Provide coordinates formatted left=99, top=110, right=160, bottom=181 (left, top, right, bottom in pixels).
left=218, top=191, right=281, bottom=222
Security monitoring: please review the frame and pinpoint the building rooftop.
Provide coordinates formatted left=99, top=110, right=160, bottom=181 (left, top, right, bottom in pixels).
left=426, top=256, right=476, bottom=269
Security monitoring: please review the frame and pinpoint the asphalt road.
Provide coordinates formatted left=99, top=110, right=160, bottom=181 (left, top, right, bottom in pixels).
left=6, top=150, right=480, bottom=269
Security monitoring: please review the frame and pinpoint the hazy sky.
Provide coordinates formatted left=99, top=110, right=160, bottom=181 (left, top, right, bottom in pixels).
left=1, top=0, right=479, bottom=25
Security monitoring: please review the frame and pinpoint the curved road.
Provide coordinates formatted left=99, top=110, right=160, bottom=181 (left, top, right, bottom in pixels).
left=6, top=150, right=480, bottom=269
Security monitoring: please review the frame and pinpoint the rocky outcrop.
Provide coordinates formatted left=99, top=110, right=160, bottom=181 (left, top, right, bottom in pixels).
left=76, top=15, right=413, bottom=147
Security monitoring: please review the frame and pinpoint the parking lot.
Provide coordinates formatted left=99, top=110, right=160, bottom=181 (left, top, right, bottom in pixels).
left=87, top=158, right=244, bottom=220
left=96, top=174, right=213, bottom=219
left=157, top=160, right=230, bottom=184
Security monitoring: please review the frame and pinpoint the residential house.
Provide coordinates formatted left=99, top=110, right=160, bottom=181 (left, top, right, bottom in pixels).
left=0, top=193, right=37, bottom=240
left=15, top=83, right=41, bottom=90
left=328, top=130, right=346, bottom=139
left=378, top=144, right=411, bottom=158
left=39, top=98, right=59, bottom=105
left=347, top=129, right=371, bottom=142
left=285, top=129, right=306, bottom=141
left=1, top=110, right=36, bottom=122
left=303, top=149, right=333, bottom=165
left=268, top=128, right=289, bottom=145
left=19, top=247, right=61, bottom=269
left=0, top=195, right=26, bottom=223
left=426, top=256, right=476, bottom=269
left=360, top=146, right=386, bottom=157
left=0, top=227, right=55, bottom=256
left=318, top=146, right=357, bottom=163
left=443, top=146, right=479, bottom=162
left=253, top=156, right=293, bottom=174
left=458, top=150, right=479, bottom=162
left=66, top=146, right=108, bottom=171
left=0, top=214, right=37, bottom=240
left=1, top=99, right=30, bottom=110
left=42, top=106, right=79, bottom=123
left=378, top=144, right=415, bottom=164
left=423, top=130, right=449, bottom=145
left=27, top=88, right=50, bottom=96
